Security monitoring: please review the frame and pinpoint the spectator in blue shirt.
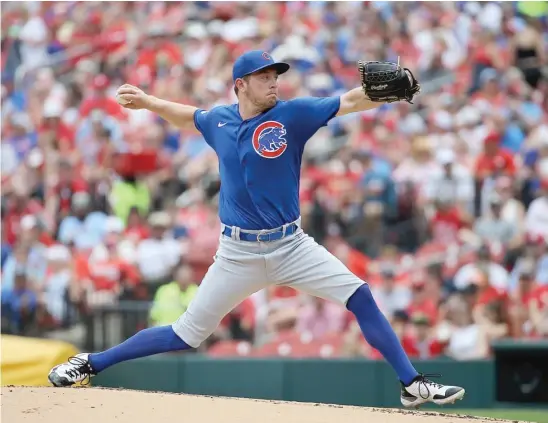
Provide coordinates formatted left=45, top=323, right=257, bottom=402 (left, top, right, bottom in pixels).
left=521, top=139, right=548, bottom=207
left=2, top=243, right=30, bottom=293
left=359, top=150, right=398, bottom=219
left=1, top=222, right=12, bottom=269
left=4, top=113, right=37, bottom=166
left=1, top=268, right=37, bottom=335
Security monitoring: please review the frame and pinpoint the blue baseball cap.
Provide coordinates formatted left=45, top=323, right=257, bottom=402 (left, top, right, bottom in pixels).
left=232, top=50, right=290, bottom=81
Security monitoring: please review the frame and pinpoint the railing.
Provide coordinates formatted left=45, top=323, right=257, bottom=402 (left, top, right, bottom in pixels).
left=83, top=300, right=152, bottom=351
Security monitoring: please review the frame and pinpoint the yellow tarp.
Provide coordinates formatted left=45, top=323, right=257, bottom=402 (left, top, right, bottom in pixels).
left=1, top=335, right=79, bottom=386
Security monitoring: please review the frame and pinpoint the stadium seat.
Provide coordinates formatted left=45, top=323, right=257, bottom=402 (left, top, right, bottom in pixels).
left=206, top=340, right=253, bottom=357
left=251, top=331, right=345, bottom=358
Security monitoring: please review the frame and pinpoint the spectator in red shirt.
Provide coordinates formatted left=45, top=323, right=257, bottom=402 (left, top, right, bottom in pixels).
left=458, top=269, right=509, bottom=347
left=467, top=268, right=509, bottom=310
left=76, top=113, right=118, bottom=167
left=460, top=268, right=509, bottom=339
left=214, top=296, right=257, bottom=347
left=349, top=113, right=377, bottom=150
left=83, top=240, right=140, bottom=301
left=66, top=11, right=102, bottom=50
left=475, top=132, right=516, bottom=180
left=404, top=312, right=445, bottom=359
left=52, top=161, right=89, bottom=218
left=79, top=74, right=128, bottom=122
left=21, top=215, right=55, bottom=248
left=473, top=131, right=517, bottom=218
left=123, top=207, right=151, bottom=244
left=136, top=25, right=182, bottom=81
left=430, top=196, right=467, bottom=245
left=479, top=300, right=509, bottom=344
left=363, top=305, right=444, bottom=361
left=97, top=4, right=130, bottom=59
left=330, top=241, right=370, bottom=282
left=530, top=284, right=548, bottom=338
left=407, top=277, right=439, bottom=325
left=509, top=260, right=548, bottom=338
left=40, top=99, right=75, bottom=154
left=509, top=264, right=535, bottom=337
left=3, top=190, right=43, bottom=246
left=512, top=261, right=539, bottom=308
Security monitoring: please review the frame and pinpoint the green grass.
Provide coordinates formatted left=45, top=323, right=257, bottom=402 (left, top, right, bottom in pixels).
left=441, top=409, right=548, bottom=423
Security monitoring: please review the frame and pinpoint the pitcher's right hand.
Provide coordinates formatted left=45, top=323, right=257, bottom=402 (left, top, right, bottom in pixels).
left=116, top=84, right=152, bottom=110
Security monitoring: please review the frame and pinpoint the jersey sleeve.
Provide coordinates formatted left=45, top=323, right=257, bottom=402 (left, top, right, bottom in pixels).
left=290, top=96, right=341, bottom=135
left=193, top=109, right=214, bottom=148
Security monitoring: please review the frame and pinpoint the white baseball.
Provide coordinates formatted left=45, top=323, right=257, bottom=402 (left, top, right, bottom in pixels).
left=116, top=94, right=131, bottom=106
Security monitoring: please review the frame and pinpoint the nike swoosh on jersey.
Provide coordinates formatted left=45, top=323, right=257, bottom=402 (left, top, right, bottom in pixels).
left=218, top=122, right=227, bottom=127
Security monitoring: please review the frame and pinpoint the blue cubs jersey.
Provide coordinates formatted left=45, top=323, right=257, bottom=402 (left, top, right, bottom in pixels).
left=193, top=96, right=340, bottom=230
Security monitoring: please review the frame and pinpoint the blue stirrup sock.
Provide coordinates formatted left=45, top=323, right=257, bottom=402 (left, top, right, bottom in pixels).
left=346, top=284, right=419, bottom=386
left=88, top=325, right=191, bottom=373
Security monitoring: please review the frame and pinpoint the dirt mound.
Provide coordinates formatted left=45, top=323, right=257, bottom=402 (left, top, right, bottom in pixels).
left=3, top=387, right=522, bottom=423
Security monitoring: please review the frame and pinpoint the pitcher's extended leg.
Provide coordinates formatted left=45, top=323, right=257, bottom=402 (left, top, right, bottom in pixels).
left=346, top=285, right=417, bottom=384
left=347, top=285, right=464, bottom=407
left=49, top=240, right=268, bottom=387
left=88, top=325, right=189, bottom=373
left=272, top=233, right=465, bottom=407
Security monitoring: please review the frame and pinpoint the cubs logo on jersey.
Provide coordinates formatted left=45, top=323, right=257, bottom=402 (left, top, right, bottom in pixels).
left=252, top=121, right=288, bottom=159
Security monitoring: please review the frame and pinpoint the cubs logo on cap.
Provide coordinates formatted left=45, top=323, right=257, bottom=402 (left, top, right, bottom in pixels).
left=252, top=121, right=287, bottom=159
left=232, top=50, right=290, bottom=81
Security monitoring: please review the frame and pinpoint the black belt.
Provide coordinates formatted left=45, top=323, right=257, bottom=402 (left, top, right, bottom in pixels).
left=222, top=223, right=298, bottom=242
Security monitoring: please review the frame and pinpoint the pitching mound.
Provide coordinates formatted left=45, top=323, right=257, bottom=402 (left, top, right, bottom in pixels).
left=3, top=387, right=523, bottom=423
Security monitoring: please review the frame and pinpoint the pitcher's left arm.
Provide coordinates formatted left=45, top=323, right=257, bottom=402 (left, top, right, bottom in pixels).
left=337, top=87, right=383, bottom=116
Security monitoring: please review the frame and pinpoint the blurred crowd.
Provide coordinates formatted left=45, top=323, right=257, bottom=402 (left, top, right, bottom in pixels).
left=1, top=1, right=548, bottom=359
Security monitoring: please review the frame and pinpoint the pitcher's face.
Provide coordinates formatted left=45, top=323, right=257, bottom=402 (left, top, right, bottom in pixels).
left=240, top=68, right=279, bottom=110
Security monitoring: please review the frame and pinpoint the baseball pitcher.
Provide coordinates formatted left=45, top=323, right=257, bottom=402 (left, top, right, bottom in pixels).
left=49, top=51, right=464, bottom=408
